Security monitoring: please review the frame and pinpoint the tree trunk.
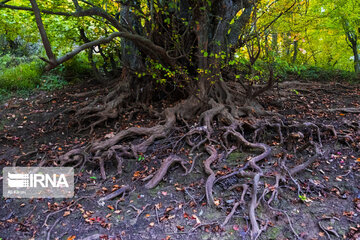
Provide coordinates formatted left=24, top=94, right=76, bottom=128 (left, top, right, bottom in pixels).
left=352, top=43, right=360, bottom=73
left=292, top=40, right=298, bottom=64
left=29, top=0, right=56, bottom=66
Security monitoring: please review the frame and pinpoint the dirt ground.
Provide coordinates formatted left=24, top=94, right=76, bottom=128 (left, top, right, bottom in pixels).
left=0, top=79, right=359, bottom=240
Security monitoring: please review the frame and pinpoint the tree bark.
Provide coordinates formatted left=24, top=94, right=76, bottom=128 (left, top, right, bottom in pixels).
left=292, top=40, right=298, bottom=64
left=29, top=0, right=56, bottom=66
left=352, top=42, right=360, bottom=73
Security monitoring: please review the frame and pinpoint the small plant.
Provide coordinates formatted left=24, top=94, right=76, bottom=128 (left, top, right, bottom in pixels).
left=138, top=155, right=145, bottom=161
left=38, top=74, right=68, bottom=90
left=298, top=194, right=312, bottom=202
left=298, top=194, right=307, bottom=201
left=291, top=89, right=300, bottom=95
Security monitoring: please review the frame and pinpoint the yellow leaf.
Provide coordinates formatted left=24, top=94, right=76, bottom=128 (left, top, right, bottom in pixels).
left=67, top=236, right=76, bottom=240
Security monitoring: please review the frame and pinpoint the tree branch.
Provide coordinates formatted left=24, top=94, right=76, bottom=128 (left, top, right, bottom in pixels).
left=0, top=3, right=72, bottom=16
left=1, top=2, right=174, bottom=69
left=46, top=31, right=174, bottom=70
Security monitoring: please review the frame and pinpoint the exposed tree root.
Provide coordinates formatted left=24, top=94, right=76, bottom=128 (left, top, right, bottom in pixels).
left=145, top=155, right=188, bottom=189
left=58, top=78, right=358, bottom=239
left=221, top=184, right=248, bottom=228
left=98, top=185, right=130, bottom=206
left=323, top=107, right=360, bottom=113
left=203, top=145, right=219, bottom=207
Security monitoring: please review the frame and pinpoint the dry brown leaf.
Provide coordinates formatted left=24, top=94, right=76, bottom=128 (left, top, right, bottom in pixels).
left=63, top=211, right=71, bottom=217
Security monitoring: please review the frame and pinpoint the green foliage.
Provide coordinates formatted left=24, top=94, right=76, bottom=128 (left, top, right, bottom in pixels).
left=0, top=54, right=37, bottom=70
left=0, top=59, right=43, bottom=90
left=137, top=155, right=145, bottom=162
left=64, top=53, right=90, bottom=76
left=298, top=194, right=307, bottom=202
left=0, top=52, right=89, bottom=92
left=38, top=74, right=68, bottom=90
left=270, top=58, right=359, bottom=83
left=299, top=66, right=359, bottom=83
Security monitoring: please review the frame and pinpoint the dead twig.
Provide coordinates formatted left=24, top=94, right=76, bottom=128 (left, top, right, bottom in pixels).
left=129, top=204, right=150, bottom=225
left=46, top=216, right=63, bottom=240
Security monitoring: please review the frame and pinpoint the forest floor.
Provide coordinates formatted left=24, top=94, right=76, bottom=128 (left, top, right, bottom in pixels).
left=0, top=79, right=359, bottom=240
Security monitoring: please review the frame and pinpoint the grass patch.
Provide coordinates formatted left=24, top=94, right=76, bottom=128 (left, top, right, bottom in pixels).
left=0, top=52, right=91, bottom=94
left=0, top=59, right=43, bottom=90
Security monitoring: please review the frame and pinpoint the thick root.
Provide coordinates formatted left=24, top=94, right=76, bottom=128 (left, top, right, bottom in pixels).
left=203, top=145, right=219, bottom=207
left=145, top=155, right=188, bottom=189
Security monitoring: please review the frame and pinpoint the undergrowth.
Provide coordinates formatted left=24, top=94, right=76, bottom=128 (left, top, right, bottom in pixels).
left=235, top=57, right=359, bottom=84
left=0, top=53, right=91, bottom=104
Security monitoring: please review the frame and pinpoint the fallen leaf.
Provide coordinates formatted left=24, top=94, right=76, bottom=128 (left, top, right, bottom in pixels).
left=149, top=222, right=155, bottom=227
left=192, top=214, right=201, bottom=225
left=67, top=236, right=76, bottom=240
left=176, top=225, right=184, bottom=231
left=63, top=211, right=71, bottom=217
left=105, top=132, right=115, bottom=138
left=165, top=206, right=174, bottom=212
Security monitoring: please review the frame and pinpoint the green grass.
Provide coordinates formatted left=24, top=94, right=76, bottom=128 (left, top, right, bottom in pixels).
left=0, top=52, right=91, bottom=95
left=0, top=59, right=43, bottom=90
